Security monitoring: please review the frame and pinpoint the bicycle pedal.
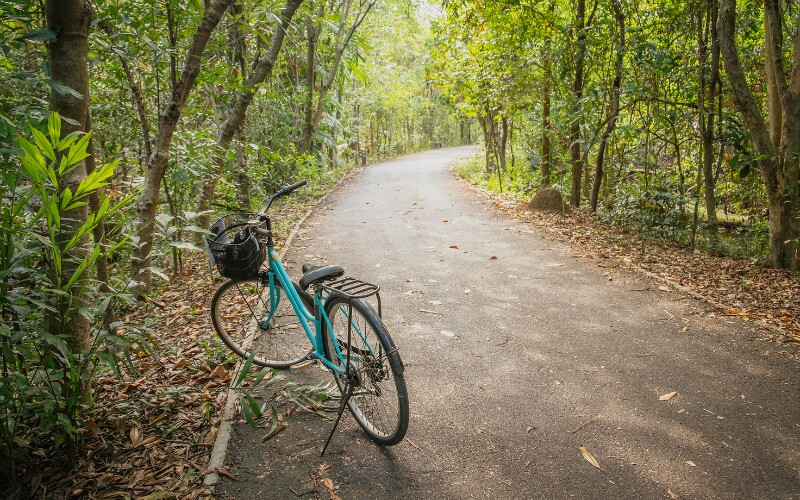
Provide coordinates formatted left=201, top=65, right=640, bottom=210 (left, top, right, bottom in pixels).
left=294, top=360, right=317, bottom=371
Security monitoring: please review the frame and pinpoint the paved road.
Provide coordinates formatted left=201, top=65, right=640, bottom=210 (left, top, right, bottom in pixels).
left=217, top=147, right=800, bottom=499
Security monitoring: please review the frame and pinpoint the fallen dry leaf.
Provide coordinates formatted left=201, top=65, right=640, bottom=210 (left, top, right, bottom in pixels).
left=579, top=445, right=603, bottom=470
left=449, top=245, right=459, bottom=249
left=86, top=420, right=101, bottom=435
left=659, top=391, right=679, bottom=401
left=129, top=427, right=141, bottom=446
left=208, top=364, right=228, bottom=381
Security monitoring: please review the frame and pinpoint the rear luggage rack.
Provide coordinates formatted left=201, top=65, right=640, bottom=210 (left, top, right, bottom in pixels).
left=320, top=276, right=382, bottom=316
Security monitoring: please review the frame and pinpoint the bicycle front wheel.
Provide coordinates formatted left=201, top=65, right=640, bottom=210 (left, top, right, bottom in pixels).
left=211, top=277, right=313, bottom=368
left=322, top=295, right=409, bottom=445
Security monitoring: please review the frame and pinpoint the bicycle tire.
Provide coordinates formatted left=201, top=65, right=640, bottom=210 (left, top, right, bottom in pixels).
left=322, top=294, right=409, bottom=445
left=211, top=276, right=313, bottom=368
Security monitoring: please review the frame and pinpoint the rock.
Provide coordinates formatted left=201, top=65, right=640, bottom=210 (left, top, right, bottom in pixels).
left=528, top=188, right=570, bottom=213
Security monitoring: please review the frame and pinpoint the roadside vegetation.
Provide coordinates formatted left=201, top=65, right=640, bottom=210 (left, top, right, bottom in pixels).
left=429, top=0, right=799, bottom=271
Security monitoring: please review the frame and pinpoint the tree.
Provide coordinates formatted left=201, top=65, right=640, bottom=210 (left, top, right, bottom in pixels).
left=45, top=0, right=92, bottom=350
left=718, top=0, right=799, bottom=269
left=297, top=0, right=377, bottom=154
left=131, top=0, right=235, bottom=294
left=590, top=0, right=625, bottom=213
left=195, top=0, right=304, bottom=233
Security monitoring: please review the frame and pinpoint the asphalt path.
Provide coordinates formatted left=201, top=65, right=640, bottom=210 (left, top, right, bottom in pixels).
left=217, top=146, right=800, bottom=499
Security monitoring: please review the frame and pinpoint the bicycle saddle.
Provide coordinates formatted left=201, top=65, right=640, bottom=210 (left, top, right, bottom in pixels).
left=299, top=264, right=345, bottom=290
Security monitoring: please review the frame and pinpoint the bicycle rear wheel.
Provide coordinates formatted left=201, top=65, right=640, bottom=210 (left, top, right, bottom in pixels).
left=211, top=276, right=313, bottom=368
left=322, top=295, right=409, bottom=445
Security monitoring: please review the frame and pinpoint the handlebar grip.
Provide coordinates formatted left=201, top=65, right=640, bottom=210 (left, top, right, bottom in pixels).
left=286, top=179, right=308, bottom=193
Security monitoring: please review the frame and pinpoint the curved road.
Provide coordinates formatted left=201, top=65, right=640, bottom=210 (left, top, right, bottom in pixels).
left=218, top=147, right=799, bottom=499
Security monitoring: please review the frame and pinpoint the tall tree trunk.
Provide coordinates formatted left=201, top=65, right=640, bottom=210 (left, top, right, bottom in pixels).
left=570, top=0, right=588, bottom=207
left=496, top=115, right=508, bottom=171
left=718, top=0, right=799, bottom=269
left=764, top=4, right=782, bottom=147
left=299, top=10, right=320, bottom=154
left=590, top=0, right=625, bottom=213
left=195, top=0, right=303, bottom=236
left=46, top=0, right=92, bottom=351
left=477, top=112, right=490, bottom=172
left=84, top=113, right=111, bottom=295
left=539, top=0, right=555, bottom=188
left=702, top=0, right=720, bottom=232
left=132, top=0, right=235, bottom=294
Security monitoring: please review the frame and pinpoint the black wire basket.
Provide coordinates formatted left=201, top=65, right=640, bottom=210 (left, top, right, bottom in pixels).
left=205, top=214, right=265, bottom=281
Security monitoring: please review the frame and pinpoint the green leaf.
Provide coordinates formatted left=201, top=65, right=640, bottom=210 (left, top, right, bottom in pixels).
left=155, top=213, right=174, bottom=228
left=265, top=406, right=280, bottom=436
left=60, top=132, right=91, bottom=174
left=61, top=187, right=73, bottom=211
left=65, top=245, right=101, bottom=292
left=235, top=351, right=255, bottom=386
left=73, top=158, right=116, bottom=199
left=43, top=80, right=83, bottom=99
left=166, top=241, right=201, bottom=251
left=30, top=127, right=56, bottom=162
left=48, top=112, right=61, bottom=146
left=19, top=28, right=58, bottom=42
left=252, top=367, right=274, bottom=386
left=244, top=393, right=262, bottom=419
left=17, top=136, right=47, bottom=181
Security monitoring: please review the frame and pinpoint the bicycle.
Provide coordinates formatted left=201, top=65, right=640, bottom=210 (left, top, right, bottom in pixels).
left=205, top=180, right=409, bottom=453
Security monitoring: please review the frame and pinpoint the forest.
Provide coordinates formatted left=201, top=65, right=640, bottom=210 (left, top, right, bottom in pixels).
left=0, top=0, right=798, bottom=495
left=430, top=0, right=799, bottom=272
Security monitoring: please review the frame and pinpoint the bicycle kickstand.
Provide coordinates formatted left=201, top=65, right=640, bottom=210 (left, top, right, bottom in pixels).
left=321, top=381, right=354, bottom=456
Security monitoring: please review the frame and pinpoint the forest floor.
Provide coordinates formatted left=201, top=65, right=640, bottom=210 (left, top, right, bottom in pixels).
left=29, top=155, right=798, bottom=499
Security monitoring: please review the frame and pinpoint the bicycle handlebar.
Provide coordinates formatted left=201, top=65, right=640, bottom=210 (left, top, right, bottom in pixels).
left=261, top=179, right=308, bottom=214
left=284, top=179, right=308, bottom=193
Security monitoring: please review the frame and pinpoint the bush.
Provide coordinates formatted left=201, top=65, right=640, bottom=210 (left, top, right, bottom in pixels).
left=0, top=113, right=143, bottom=486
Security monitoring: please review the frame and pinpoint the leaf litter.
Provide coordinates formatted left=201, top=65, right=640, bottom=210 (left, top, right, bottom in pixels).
left=26, top=200, right=321, bottom=498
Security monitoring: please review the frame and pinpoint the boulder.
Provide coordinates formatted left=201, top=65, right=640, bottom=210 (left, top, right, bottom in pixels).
left=528, top=188, right=570, bottom=213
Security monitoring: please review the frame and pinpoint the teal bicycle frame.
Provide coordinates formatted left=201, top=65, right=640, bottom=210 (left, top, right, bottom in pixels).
left=263, top=245, right=374, bottom=377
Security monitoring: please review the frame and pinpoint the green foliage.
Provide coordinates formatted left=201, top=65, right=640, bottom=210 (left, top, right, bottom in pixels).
left=604, top=180, right=692, bottom=241
left=0, top=113, right=144, bottom=485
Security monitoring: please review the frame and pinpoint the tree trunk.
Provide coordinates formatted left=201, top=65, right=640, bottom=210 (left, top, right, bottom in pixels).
left=195, top=0, right=303, bottom=236
left=570, top=0, right=587, bottom=207
left=718, top=0, right=799, bottom=269
left=702, top=0, right=720, bottom=231
left=590, top=0, right=624, bottom=213
left=496, top=115, right=508, bottom=171
left=764, top=4, right=782, bottom=147
left=299, top=11, right=320, bottom=153
left=132, top=0, right=235, bottom=294
left=46, top=0, right=92, bottom=351
left=541, top=50, right=552, bottom=187
left=477, top=112, right=490, bottom=172
left=84, top=113, right=111, bottom=295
